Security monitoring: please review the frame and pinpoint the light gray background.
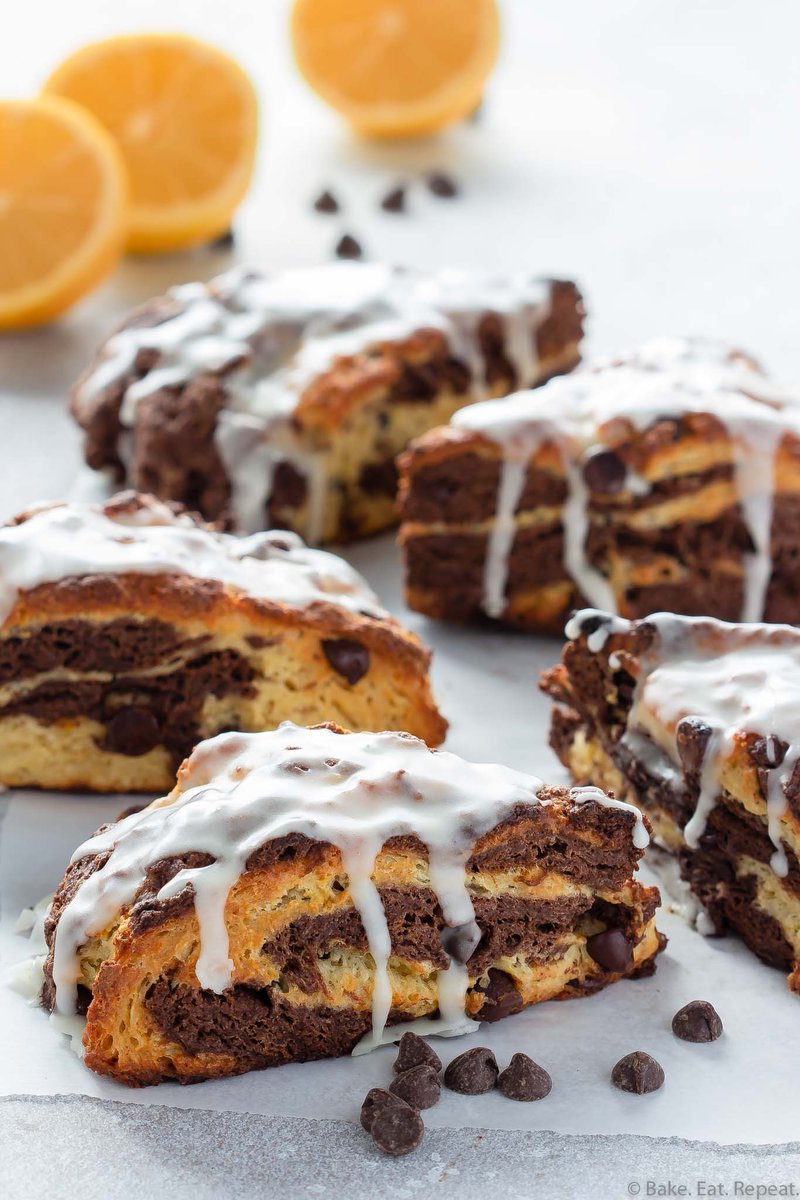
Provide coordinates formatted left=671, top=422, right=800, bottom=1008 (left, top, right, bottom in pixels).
left=2, top=1, right=800, bottom=1195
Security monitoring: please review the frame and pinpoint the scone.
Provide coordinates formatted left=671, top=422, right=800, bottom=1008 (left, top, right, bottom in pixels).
left=70, top=262, right=584, bottom=543
left=542, top=607, right=800, bottom=991
left=40, top=721, right=663, bottom=1085
left=0, top=492, right=444, bottom=792
left=398, top=337, right=800, bottom=631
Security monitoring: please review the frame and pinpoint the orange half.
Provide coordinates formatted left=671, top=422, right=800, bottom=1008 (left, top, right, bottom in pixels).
left=0, top=96, right=127, bottom=329
left=43, top=33, right=259, bottom=252
left=291, top=0, right=500, bottom=137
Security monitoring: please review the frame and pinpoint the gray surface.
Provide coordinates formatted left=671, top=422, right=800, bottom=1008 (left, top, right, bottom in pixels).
left=3, top=1097, right=800, bottom=1200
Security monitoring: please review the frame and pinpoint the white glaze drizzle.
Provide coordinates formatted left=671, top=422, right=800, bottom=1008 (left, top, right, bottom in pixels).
left=452, top=337, right=800, bottom=622
left=48, top=722, right=647, bottom=1050
left=570, top=608, right=800, bottom=876
left=0, top=498, right=383, bottom=626
left=75, top=264, right=553, bottom=538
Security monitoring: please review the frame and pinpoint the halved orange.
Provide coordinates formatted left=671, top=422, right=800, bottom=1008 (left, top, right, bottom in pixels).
left=291, top=0, right=500, bottom=137
left=43, top=33, right=259, bottom=253
left=0, top=96, right=127, bottom=330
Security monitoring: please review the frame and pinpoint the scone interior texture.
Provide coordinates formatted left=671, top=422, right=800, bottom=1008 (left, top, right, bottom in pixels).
left=542, top=607, right=800, bottom=991
left=40, top=722, right=662, bottom=1085
left=398, top=336, right=800, bottom=632
left=70, top=262, right=584, bottom=543
left=0, top=492, right=445, bottom=792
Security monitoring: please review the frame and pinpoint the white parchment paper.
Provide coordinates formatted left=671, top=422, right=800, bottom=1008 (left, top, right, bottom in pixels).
left=1, top=537, right=797, bottom=1143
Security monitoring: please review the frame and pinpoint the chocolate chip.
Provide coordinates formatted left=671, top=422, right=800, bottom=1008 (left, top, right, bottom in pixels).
left=381, top=185, right=407, bottom=213
left=360, top=1087, right=410, bottom=1132
left=586, top=928, right=633, bottom=973
left=441, top=924, right=479, bottom=965
left=314, top=189, right=339, bottom=214
left=473, top=968, right=522, bottom=1022
left=104, top=707, right=161, bottom=757
left=672, top=1000, right=723, bottom=1043
left=675, top=717, right=713, bottom=775
left=389, top=1063, right=441, bottom=1110
left=370, top=1105, right=424, bottom=1157
left=444, top=1047, right=498, bottom=1095
left=497, top=1053, right=552, bottom=1102
left=394, top=1032, right=442, bottom=1075
left=611, top=1051, right=665, bottom=1094
left=209, top=228, right=235, bottom=249
left=321, top=638, right=370, bottom=684
left=335, top=233, right=363, bottom=259
left=582, top=448, right=626, bottom=495
left=427, top=171, right=459, bottom=198
left=749, top=736, right=788, bottom=769
left=116, top=803, right=145, bottom=822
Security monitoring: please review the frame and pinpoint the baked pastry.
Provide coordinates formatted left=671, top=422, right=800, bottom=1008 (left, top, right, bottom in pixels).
left=39, top=721, right=662, bottom=1085
left=542, top=607, right=800, bottom=991
left=0, top=492, right=444, bottom=792
left=69, top=262, right=584, bottom=543
left=398, top=337, right=800, bottom=632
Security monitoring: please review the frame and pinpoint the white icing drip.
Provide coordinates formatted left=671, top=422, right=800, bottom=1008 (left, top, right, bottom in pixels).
left=574, top=609, right=800, bottom=877
left=77, top=264, right=553, bottom=538
left=47, top=723, right=647, bottom=1049
left=0, top=498, right=383, bottom=625
left=452, top=337, right=800, bottom=621
left=482, top=456, right=528, bottom=618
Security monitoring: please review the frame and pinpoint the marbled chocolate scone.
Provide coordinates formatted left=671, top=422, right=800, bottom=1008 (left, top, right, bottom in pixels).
left=70, top=263, right=584, bottom=543
left=398, top=337, right=800, bottom=632
left=542, top=608, right=800, bottom=991
left=0, top=493, right=444, bottom=792
left=40, top=722, right=662, bottom=1085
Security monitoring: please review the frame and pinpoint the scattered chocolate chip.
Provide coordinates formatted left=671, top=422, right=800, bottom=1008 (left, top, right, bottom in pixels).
left=611, top=1051, right=665, bottom=1094
left=497, top=1053, right=552, bottom=1102
left=360, top=1087, right=410, bottom=1132
left=381, top=184, right=407, bottom=213
left=473, top=968, right=523, bottom=1022
left=389, top=1063, right=441, bottom=1110
left=427, top=171, right=459, bottom=198
left=444, top=1047, right=498, bottom=1095
left=394, top=1031, right=442, bottom=1075
left=209, top=228, right=235, bottom=250
left=321, top=638, right=370, bottom=684
left=441, top=924, right=479, bottom=965
left=116, top=803, right=145, bottom=822
left=586, top=928, right=633, bottom=973
left=582, top=448, right=626, bottom=495
left=370, top=1105, right=424, bottom=1156
left=749, top=735, right=788, bottom=769
left=675, top=716, right=713, bottom=775
left=104, top=707, right=161, bottom=757
left=672, top=1000, right=723, bottom=1043
left=335, top=233, right=363, bottom=259
left=314, top=189, right=339, bottom=214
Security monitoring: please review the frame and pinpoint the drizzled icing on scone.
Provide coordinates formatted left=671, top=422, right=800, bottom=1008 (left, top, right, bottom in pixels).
left=74, top=263, right=553, bottom=541
left=452, top=337, right=800, bottom=621
left=567, top=607, right=800, bottom=877
left=48, top=722, right=647, bottom=1049
left=0, top=495, right=382, bottom=624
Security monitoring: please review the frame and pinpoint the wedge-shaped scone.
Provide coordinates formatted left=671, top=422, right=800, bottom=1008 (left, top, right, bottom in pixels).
left=70, top=262, right=584, bottom=543
left=543, top=608, right=800, bottom=991
left=398, top=337, right=800, bottom=631
left=39, top=721, right=662, bottom=1085
left=0, top=493, right=444, bottom=792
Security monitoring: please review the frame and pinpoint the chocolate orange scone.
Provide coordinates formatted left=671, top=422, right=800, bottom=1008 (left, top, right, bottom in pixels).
left=39, top=721, right=662, bottom=1085
left=70, top=262, right=584, bottom=543
left=398, top=337, right=800, bottom=631
left=0, top=493, right=444, bottom=792
left=542, top=608, right=800, bottom=991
